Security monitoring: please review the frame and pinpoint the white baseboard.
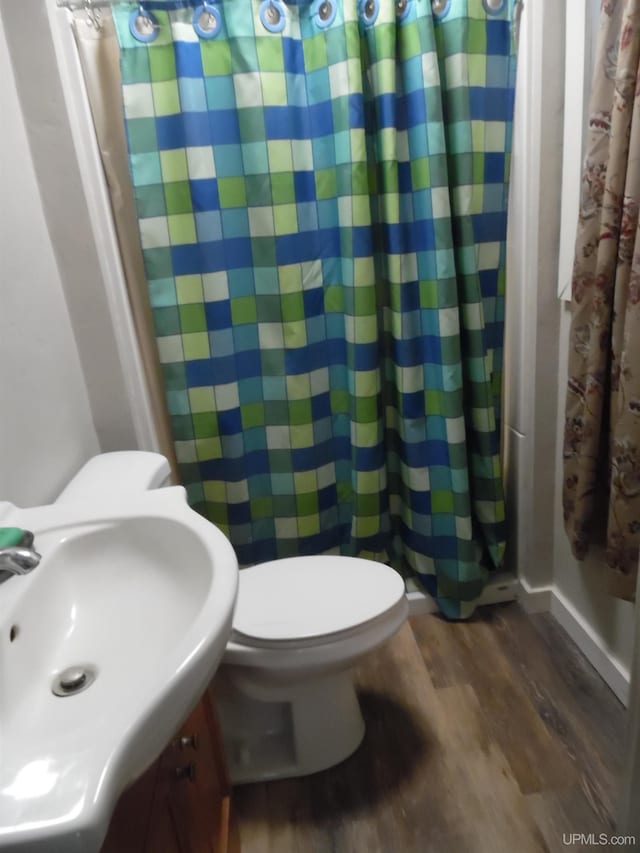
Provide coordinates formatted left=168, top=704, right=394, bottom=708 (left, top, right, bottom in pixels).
left=406, top=571, right=519, bottom=617
left=550, top=585, right=630, bottom=706
left=517, top=578, right=553, bottom=613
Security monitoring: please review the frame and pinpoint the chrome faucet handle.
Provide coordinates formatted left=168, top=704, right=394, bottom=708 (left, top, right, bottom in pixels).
left=0, top=547, right=42, bottom=575
left=17, top=530, right=34, bottom=548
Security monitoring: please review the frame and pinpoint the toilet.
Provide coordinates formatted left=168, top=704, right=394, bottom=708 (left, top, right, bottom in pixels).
left=55, top=452, right=409, bottom=783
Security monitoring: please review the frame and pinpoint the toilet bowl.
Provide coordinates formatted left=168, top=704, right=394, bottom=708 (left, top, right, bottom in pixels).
left=217, top=554, right=407, bottom=782
left=56, top=453, right=409, bottom=783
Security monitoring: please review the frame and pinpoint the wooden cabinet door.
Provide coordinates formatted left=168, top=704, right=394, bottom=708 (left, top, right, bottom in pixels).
left=100, top=691, right=236, bottom=853
left=101, top=760, right=162, bottom=853
left=164, top=694, right=232, bottom=853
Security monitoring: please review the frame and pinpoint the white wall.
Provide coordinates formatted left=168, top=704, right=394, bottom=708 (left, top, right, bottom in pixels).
left=512, top=0, right=636, bottom=703
left=505, top=0, right=564, bottom=592
left=0, top=0, right=139, bottom=454
left=0, top=13, right=100, bottom=507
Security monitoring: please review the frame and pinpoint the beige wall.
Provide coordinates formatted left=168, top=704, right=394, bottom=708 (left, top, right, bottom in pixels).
left=0, top=13, right=100, bottom=506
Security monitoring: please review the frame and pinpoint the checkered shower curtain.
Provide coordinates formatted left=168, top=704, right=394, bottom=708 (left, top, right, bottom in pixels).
left=113, top=0, right=517, bottom=618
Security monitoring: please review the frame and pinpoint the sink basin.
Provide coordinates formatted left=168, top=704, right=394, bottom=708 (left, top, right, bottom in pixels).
left=0, top=487, right=238, bottom=852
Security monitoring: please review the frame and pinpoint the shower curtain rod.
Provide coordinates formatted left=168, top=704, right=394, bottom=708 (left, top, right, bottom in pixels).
left=57, top=1, right=203, bottom=7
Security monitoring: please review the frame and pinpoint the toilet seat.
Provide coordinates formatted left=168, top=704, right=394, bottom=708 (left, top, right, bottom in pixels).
left=230, top=555, right=406, bottom=650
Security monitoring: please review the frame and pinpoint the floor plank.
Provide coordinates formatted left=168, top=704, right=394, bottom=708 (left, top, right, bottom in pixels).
left=233, top=603, right=625, bottom=853
left=410, top=610, right=578, bottom=795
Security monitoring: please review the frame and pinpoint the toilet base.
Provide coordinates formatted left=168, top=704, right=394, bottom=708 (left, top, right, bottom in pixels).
left=215, top=666, right=365, bottom=784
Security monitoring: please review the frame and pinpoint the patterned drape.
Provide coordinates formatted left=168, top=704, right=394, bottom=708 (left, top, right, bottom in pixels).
left=564, top=0, right=640, bottom=601
left=113, top=0, right=518, bottom=618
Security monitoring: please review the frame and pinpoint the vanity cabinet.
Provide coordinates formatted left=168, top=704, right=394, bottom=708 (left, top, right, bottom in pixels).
left=101, top=687, right=238, bottom=853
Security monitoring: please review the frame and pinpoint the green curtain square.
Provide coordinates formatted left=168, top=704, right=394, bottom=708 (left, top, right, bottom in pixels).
left=144, top=248, right=173, bottom=279
left=398, top=23, right=421, bottom=62
left=120, top=53, right=152, bottom=85
left=245, top=174, right=272, bottom=206
left=358, top=493, right=381, bottom=516
left=281, top=291, right=304, bottom=322
left=231, top=296, right=258, bottom=325
left=137, top=184, right=167, bottom=217
left=452, top=152, right=473, bottom=185
left=251, top=496, right=275, bottom=519
left=324, top=284, right=345, bottom=313
left=303, top=33, right=327, bottom=71
left=447, top=88, right=471, bottom=124
left=434, top=219, right=454, bottom=253
left=168, top=214, right=197, bottom=245
left=256, top=37, right=284, bottom=71
left=182, top=332, right=210, bottom=360
left=353, top=287, right=376, bottom=317
left=431, top=491, right=454, bottom=513
left=202, top=39, right=232, bottom=75
left=154, top=306, right=181, bottom=336
left=171, top=415, right=194, bottom=441
left=354, top=396, right=377, bottom=423
left=242, top=402, right=266, bottom=428
left=218, top=176, right=247, bottom=208
left=189, top=386, right=215, bottom=412
left=251, top=237, right=277, bottom=267
left=193, top=412, right=219, bottom=438
left=270, top=173, right=295, bottom=205
left=288, top=399, right=312, bottom=426
left=411, top=157, right=431, bottom=191
left=197, top=436, right=222, bottom=460
left=127, top=118, right=159, bottom=154
left=378, top=160, right=399, bottom=194
left=161, top=149, right=189, bottom=183
left=231, top=38, right=258, bottom=72
left=179, top=303, right=207, bottom=333
left=315, top=168, right=337, bottom=200
left=148, top=44, right=177, bottom=82
left=176, top=275, right=204, bottom=304
left=238, top=107, right=268, bottom=143
left=296, top=493, right=319, bottom=517
left=440, top=335, right=461, bottom=366
left=468, top=20, right=488, bottom=54
left=164, top=182, right=193, bottom=215
left=325, top=26, right=350, bottom=65
left=330, top=388, right=350, bottom=413
left=162, top=361, right=187, bottom=390
left=273, top=204, right=298, bottom=235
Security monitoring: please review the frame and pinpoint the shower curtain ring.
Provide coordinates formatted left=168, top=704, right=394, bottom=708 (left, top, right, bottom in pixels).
left=129, top=2, right=160, bottom=43
left=193, top=0, right=222, bottom=39
left=259, top=0, right=286, bottom=33
left=83, top=0, right=102, bottom=30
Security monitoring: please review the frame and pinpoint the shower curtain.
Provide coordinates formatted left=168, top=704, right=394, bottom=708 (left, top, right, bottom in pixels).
left=111, top=0, right=518, bottom=618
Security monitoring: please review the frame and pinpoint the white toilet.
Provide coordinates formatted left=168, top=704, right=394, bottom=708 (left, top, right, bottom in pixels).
left=56, top=452, right=409, bottom=783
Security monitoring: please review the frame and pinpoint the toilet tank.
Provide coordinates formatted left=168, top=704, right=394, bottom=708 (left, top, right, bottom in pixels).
left=55, top=452, right=172, bottom=504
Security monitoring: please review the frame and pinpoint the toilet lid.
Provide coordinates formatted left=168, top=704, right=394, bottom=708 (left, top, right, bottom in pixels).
left=232, top=555, right=405, bottom=645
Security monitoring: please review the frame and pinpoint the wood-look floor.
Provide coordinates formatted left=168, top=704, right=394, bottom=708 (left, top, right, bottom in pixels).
left=233, top=603, right=627, bottom=853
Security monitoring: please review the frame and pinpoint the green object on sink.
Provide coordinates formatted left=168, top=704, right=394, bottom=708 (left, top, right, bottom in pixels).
left=0, top=528, right=29, bottom=548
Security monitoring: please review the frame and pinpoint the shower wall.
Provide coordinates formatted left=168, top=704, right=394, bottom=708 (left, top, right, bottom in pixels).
left=0, top=11, right=99, bottom=507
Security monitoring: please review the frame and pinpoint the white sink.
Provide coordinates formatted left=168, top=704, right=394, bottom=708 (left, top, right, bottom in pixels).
left=0, top=487, right=238, bottom=852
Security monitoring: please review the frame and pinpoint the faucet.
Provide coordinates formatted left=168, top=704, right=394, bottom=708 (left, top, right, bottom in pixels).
left=0, top=531, right=41, bottom=575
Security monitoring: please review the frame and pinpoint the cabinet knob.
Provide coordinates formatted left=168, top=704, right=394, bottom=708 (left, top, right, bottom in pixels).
left=172, top=733, right=199, bottom=751
left=179, top=734, right=199, bottom=751
left=174, top=763, right=196, bottom=783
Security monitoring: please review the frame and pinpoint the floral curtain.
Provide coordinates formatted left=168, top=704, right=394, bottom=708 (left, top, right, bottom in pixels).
left=564, top=0, right=640, bottom=600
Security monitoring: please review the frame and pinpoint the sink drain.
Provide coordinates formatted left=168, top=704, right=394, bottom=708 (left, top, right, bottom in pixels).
left=52, top=666, right=96, bottom=697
